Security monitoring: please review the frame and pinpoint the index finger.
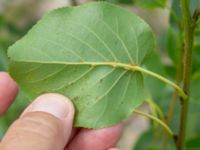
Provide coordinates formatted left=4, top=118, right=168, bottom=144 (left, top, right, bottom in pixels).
left=0, top=72, right=18, bottom=115
left=67, top=124, right=122, bottom=150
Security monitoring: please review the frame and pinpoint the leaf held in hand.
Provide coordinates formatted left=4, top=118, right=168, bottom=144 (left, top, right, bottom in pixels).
left=8, top=2, right=155, bottom=128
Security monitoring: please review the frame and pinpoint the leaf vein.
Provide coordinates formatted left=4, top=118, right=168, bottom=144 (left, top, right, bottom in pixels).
left=115, top=72, right=132, bottom=112
left=130, top=26, right=139, bottom=63
left=40, top=38, right=85, bottom=61
left=94, top=70, right=127, bottom=103
left=62, top=32, right=109, bottom=61
left=93, top=70, right=128, bottom=126
left=89, top=68, right=116, bottom=87
left=100, top=19, right=134, bottom=64
left=28, top=65, right=67, bottom=83
left=54, top=67, right=94, bottom=91
left=66, top=20, right=118, bottom=61
left=14, top=64, right=42, bottom=75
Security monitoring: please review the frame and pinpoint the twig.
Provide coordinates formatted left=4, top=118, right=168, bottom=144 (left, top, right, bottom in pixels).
left=177, top=0, right=196, bottom=149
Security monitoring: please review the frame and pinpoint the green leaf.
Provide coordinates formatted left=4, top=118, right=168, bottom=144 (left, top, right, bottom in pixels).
left=166, top=27, right=181, bottom=65
left=169, top=0, right=181, bottom=27
left=191, top=71, right=200, bottom=101
left=186, top=72, right=200, bottom=138
left=96, top=0, right=133, bottom=4
left=186, top=136, right=200, bottom=149
left=134, top=0, right=167, bottom=9
left=133, top=128, right=176, bottom=150
left=143, top=51, right=166, bottom=99
left=190, top=0, right=200, bottom=15
left=8, top=2, right=155, bottom=128
left=134, top=129, right=161, bottom=150
left=165, top=65, right=176, bottom=79
left=187, top=97, right=200, bottom=138
left=169, top=0, right=200, bottom=28
left=192, top=44, right=200, bottom=73
left=0, top=47, right=8, bottom=71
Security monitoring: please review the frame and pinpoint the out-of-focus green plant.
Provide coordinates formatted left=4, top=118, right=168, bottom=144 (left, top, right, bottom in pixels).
left=0, top=0, right=200, bottom=150
left=0, top=1, right=38, bottom=139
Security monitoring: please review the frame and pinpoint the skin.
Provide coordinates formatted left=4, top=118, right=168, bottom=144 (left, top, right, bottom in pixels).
left=0, top=72, right=122, bottom=150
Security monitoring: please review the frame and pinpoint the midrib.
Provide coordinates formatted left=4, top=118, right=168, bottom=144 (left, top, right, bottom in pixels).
left=11, top=59, right=187, bottom=99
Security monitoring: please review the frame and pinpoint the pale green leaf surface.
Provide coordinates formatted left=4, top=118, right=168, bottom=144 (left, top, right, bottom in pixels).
left=192, top=44, right=200, bottom=73
left=0, top=47, right=8, bottom=71
left=134, top=0, right=167, bottom=9
left=8, top=2, right=154, bottom=128
left=186, top=135, right=200, bottom=150
left=166, top=27, right=181, bottom=65
left=143, top=51, right=166, bottom=99
left=191, top=71, right=200, bottom=101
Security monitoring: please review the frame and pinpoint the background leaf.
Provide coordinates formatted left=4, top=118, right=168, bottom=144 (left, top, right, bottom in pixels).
left=0, top=47, right=8, bottom=71
left=166, top=27, right=181, bottom=65
left=190, top=0, right=200, bottom=14
left=192, top=44, right=200, bottom=73
left=8, top=2, right=155, bottom=128
left=186, top=135, right=200, bottom=150
left=96, top=0, right=133, bottom=4
left=95, top=0, right=167, bottom=8
left=190, top=72, right=200, bottom=101
left=143, top=51, right=167, bottom=99
left=134, top=0, right=167, bottom=9
left=133, top=128, right=176, bottom=150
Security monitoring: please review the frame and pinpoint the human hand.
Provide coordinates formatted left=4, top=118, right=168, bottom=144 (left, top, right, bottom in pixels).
left=0, top=72, right=122, bottom=150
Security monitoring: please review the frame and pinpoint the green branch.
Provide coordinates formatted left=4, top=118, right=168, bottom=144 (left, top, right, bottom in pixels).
left=178, top=0, right=196, bottom=149
left=134, top=110, right=173, bottom=136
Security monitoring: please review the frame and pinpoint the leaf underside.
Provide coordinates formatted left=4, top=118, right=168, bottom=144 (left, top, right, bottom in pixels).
left=8, top=2, right=155, bottom=128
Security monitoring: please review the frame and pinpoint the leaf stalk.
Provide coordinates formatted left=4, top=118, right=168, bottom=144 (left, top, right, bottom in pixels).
left=134, top=110, right=173, bottom=136
left=133, top=66, right=187, bottom=100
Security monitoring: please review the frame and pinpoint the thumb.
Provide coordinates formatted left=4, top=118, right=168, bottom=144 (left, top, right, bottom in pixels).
left=1, top=93, right=74, bottom=150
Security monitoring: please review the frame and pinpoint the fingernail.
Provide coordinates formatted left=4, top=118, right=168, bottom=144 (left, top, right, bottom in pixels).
left=24, top=93, right=74, bottom=119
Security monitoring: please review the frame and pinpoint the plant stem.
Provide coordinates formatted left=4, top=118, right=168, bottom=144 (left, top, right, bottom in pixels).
left=177, top=0, right=195, bottom=149
left=134, top=110, right=173, bottom=136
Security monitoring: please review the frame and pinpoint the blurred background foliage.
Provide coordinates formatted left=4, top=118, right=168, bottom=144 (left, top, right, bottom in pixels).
left=0, top=0, right=199, bottom=149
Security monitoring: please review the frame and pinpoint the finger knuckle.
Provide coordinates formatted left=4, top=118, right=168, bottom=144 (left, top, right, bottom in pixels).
left=10, top=112, right=63, bottom=140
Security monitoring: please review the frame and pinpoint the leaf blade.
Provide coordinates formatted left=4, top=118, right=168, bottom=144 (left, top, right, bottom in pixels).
left=9, top=2, right=154, bottom=128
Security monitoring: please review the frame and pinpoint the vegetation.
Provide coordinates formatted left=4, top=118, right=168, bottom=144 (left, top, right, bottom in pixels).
left=0, top=0, right=200, bottom=149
